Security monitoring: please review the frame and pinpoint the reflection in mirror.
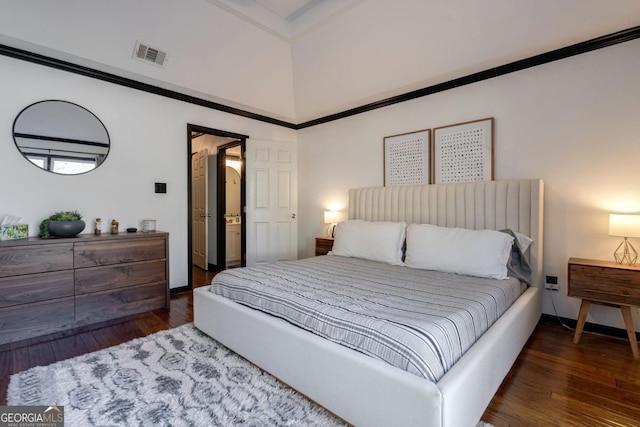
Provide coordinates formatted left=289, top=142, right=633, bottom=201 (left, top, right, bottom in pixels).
left=13, top=100, right=110, bottom=175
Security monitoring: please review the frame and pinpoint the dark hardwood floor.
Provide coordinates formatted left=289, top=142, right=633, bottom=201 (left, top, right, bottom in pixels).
left=483, top=320, right=640, bottom=426
left=1, top=268, right=639, bottom=426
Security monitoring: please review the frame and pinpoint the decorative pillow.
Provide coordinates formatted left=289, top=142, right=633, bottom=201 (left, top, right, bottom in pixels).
left=404, top=224, right=514, bottom=279
left=499, top=229, right=533, bottom=285
left=513, top=231, right=533, bottom=253
left=330, top=220, right=407, bottom=264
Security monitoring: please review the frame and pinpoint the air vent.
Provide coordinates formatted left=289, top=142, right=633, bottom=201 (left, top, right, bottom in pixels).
left=133, top=41, right=168, bottom=67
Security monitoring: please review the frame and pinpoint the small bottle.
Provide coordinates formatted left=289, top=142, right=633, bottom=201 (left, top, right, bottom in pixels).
left=110, top=219, right=119, bottom=234
left=94, top=218, right=102, bottom=236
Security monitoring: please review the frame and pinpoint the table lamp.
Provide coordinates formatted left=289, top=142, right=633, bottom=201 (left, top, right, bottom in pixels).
left=609, top=214, right=640, bottom=265
left=324, top=211, right=341, bottom=237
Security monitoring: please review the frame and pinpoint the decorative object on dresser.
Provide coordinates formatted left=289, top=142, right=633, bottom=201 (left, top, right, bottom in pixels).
left=608, top=214, right=640, bottom=265
left=568, top=257, right=640, bottom=358
left=0, top=215, right=28, bottom=241
left=383, top=129, right=430, bottom=186
left=142, top=219, right=157, bottom=232
left=315, top=237, right=334, bottom=256
left=0, top=231, right=169, bottom=345
left=38, top=210, right=85, bottom=238
left=433, top=117, right=494, bottom=184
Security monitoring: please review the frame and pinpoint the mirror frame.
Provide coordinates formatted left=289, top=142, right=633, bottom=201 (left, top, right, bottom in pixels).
left=12, top=100, right=110, bottom=175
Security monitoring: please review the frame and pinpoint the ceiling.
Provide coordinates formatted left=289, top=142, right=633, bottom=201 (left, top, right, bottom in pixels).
left=205, top=0, right=361, bottom=39
left=253, top=0, right=317, bottom=19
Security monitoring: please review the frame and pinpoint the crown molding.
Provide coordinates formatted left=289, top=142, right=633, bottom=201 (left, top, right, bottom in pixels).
left=1, top=25, right=639, bottom=130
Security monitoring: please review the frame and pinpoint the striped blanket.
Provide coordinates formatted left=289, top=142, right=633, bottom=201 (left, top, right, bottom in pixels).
left=210, top=255, right=526, bottom=382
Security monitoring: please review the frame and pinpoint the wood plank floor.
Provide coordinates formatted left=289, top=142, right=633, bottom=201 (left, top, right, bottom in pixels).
left=1, top=271, right=639, bottom=426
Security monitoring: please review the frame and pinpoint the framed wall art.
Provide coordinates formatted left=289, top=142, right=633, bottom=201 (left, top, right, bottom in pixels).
left=433, top=117, right=494, bottom=184
left=383, top=129, right=430, bottom=186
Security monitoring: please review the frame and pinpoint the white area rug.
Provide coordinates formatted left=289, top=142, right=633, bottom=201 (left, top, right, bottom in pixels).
left=8, top=324, right=494, bottom=426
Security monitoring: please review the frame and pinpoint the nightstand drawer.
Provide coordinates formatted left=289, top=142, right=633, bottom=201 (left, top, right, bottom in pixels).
left=569, top=264, right=640, bottom=306
left=315, top=237, right=334, bottom=256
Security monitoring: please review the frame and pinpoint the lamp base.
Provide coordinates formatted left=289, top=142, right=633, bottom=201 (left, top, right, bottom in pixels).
left=614, top=238, right=638, bottom=265
left=327, top=224, right=335, bottom=238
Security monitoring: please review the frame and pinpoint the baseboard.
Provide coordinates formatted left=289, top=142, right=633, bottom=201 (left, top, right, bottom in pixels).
left=540, top=313, right=640, bottom=340
left=170, top=285, right=192, bottom=294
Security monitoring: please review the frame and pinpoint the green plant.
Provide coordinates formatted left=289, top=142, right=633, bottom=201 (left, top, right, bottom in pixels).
left=39, top=210, right=83, bottom=239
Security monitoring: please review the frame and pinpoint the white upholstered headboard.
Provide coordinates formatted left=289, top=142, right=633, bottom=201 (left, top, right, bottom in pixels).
left=348, top=179, right=544, bottom=288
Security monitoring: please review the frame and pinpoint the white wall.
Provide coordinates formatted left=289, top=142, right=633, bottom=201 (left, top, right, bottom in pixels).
left=0, top=54, right=296, bottom=288
left=297, top=39, right=640, bottom=331
left=0, top=0, right=296, bottom=120
left=291, top=0, right=640, bottom=122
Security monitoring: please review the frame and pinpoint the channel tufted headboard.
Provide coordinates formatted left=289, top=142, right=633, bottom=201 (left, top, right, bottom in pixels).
left=348, top=179, right=544, bottom=287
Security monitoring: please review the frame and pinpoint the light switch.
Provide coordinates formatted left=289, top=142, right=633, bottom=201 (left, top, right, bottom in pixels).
left=155, top=182, right=167, bottom=193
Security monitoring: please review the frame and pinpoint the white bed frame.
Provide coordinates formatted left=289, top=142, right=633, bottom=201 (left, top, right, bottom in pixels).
left=195, top=179, right=544, bottom=427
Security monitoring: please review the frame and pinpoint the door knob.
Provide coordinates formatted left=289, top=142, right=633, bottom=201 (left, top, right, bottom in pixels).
left=291, top=213, right=297, bottom=219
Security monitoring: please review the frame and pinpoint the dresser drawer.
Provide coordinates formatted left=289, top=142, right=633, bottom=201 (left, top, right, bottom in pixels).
left=74, top=237, right=166, bottom=268
left=75, top=259, right=166, bottom=294
left=0, top=270, right=74, bottom=308
left=75, top=282, right=167, bottom=323
left=0, top=297, right=75, bottom=344
left=568, top=264, right=640, bottom=306
left=0, top=244, right=73, bottom=278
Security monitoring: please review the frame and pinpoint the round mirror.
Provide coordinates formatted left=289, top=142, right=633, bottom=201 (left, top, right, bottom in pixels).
left=13, top=100, right=110, bottom=175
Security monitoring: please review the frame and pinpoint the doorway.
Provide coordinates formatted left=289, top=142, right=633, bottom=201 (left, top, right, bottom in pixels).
left=186, top=124, right=247, bottom=291
left=216, top=141, right=245, bottom=269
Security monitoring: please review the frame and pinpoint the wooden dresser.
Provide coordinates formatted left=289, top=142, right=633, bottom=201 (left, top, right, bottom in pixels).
left=0, top=232, right=169, bottom=345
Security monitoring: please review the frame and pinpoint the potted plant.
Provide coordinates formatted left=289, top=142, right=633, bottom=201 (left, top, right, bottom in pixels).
left=39, top=210, right=85, bottom=238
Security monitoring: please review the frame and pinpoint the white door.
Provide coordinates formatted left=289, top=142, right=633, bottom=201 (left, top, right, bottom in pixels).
left=192, top=149, right=208, bottom=269
left=245, top=139, right=297, bottom=266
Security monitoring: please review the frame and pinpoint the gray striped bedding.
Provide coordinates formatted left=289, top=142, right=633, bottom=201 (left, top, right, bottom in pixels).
left=209, top=255, right=526, bottom=382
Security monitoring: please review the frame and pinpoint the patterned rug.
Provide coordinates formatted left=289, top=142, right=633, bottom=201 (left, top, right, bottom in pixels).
left=8, top=324, right=495, bottom=426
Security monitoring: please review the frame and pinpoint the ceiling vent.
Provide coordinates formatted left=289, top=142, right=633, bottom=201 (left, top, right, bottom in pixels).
left=133, top=41, right=168, bottom=68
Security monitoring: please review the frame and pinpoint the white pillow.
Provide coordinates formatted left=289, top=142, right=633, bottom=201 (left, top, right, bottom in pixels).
left=330, top=220, right=406, bottom=264
left=404, top=224, right=514, bottom=279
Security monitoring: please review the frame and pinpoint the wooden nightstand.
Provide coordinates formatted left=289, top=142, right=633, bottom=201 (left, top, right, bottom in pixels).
left=568, top=257, right=640, bottom=358
left=315, top=237, right=334, bottom=256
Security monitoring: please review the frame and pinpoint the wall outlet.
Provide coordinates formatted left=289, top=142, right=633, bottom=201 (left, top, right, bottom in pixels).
left=545, top=275, right=559, bottom=291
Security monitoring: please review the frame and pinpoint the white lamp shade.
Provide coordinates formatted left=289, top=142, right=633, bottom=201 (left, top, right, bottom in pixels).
left=609, top=214, right=640, bottom=238
left=324, top=211, right=342, bottom=224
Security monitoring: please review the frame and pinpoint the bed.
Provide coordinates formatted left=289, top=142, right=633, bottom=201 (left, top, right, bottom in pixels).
left=194, top=179, right=544, bottom=427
